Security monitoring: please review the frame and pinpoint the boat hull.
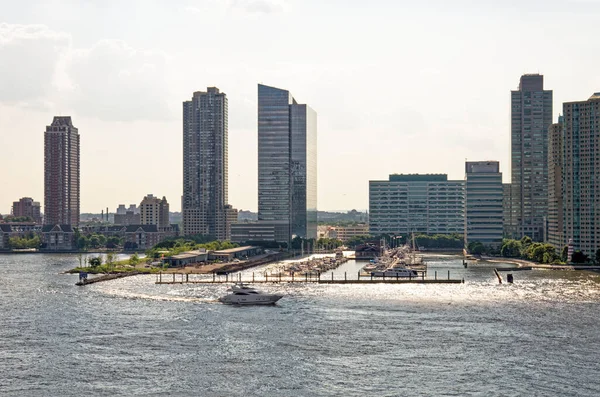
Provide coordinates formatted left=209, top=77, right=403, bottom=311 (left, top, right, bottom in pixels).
left=370, top=270, right=418, bottom=278
left=218, top=295, right=283, bottom=305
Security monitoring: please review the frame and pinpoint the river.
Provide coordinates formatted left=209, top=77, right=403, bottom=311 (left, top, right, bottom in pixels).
left=1, top=253, right=600, bottom=396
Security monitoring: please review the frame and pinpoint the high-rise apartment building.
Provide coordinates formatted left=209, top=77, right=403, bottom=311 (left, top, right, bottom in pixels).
left=12, top=197, right=42, bottom=224
left=140, top=194, right=169, bottom=228
left=257, top=84, right=317, bottom=241
left=182, top=87, right=234, bottom=240
left=510, top=74, right=553, bottom=241
left=369, top=174, right=465, bottom=236
left=547, top=121, right=563, bottom=248
left=465, top=161, right=503, bottom=247
left=44, top=116, right=80, bottom=226
left=548, top=94, right=600, bottom=257
left=502, top=184, right=517, bottom=238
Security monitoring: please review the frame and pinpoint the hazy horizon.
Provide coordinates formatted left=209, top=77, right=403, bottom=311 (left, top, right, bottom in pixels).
left=2, top=0, right=600, bottom=214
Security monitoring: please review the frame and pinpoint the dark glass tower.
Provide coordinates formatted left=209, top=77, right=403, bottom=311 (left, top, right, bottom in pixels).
left=257, top=84, right=317, bottom=241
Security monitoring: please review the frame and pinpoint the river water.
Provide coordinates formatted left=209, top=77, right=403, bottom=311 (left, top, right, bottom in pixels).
left=1, top=254, right=600, bottom=396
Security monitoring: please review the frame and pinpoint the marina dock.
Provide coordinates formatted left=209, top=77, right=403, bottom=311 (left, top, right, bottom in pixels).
left=155, top=271, right=464, bottom=285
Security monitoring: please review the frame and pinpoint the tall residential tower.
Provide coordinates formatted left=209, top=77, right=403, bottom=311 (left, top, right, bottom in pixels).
left=257, top=84, right=317, bottom=242
left=44, top=116, right=80, bottom=227
left=182, top=87, right=234, bottom=240
left=548, top=94, right=600, bottom=257
left=510, top=74, right=553, bottom=241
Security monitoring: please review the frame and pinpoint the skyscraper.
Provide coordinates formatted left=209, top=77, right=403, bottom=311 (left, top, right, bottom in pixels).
left=465, top=161, right=504, bottom=247
left=548, top=94, right=600, bottom=257
left=44, top=116, right=79, bottom=227
left=257, top=84, right=317, bottom=242
left=547, top=120, right=563, bottom=249
left=182, top=87, right=233, bottom=240
left=510, top=74, right=553, bottom=241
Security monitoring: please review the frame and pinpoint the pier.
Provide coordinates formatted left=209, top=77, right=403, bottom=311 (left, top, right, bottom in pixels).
left=155, top=270, right=464, bottom=285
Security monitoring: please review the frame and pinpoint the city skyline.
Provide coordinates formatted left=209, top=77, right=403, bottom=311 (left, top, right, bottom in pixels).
left=3, top=1, right=600, bottom=214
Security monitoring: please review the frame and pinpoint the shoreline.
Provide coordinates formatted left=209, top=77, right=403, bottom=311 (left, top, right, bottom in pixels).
left=481, top=256, right=600, bottom=271
left=69, top=252, right=293, bottom=285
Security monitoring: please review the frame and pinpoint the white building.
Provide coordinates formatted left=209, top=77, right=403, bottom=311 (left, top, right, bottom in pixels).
left=369, top=174, right=464, bottom=236
left=465, top=161, right=504, bottom=247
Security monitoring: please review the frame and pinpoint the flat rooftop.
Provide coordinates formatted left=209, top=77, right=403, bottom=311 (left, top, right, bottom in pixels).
left=212, top=246, right=258, bottom=254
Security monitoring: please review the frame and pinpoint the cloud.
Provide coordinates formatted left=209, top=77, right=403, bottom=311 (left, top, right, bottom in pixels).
left=63, top=39, right=174, bottom=122
left=0, top=23, right=174, bottom=122
left=230, top=0, right=284, bottom=14
left=0, top=23, right=70, bottom=106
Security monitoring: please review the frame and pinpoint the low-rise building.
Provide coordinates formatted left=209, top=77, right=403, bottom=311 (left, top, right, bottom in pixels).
left=41, top=224, right=75, bottom=251
left=114, top=210, right=141, bottom=226
left=324, top=224, right=369, bottom=242
left=209, top=246, right=262, bottom=261
left=164, top=249, right=208, bottom=267
left=12, top=197, right=42, bottom=224
left=124, top=224, right=162, bottom=250
left=0, top=223, right=42, bottom=250
left=231, top=222, right=289, bottom=244
left=140, top=194, right=169, bottom=228
left=354, top=244, right=380, bottom=260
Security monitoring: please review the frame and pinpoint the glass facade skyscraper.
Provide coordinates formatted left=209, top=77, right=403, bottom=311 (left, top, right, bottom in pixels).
left=510, top=74, right=553, bottom=241
left=257, top=84, right=317, bottom=241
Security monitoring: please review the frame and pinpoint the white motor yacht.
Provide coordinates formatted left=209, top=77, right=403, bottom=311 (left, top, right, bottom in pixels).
left=219, top=284, right=283, bottom=305
left=370, top=268, right=418, bottom=278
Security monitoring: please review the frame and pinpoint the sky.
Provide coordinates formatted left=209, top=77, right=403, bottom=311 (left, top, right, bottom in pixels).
left=2, top=0, right=600, bottom=214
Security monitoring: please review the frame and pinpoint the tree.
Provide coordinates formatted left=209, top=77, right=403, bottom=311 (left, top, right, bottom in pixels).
left=501, top=239, right=522, bottom=257
left=561, top=246, right=569, bottom=262
left=8, top=235, right=41, bottom=249
left=105, top=252, right=116, bottom=271
left=595, top=249, right=600, bottom=265
left=468, top=241, right=486, bottom=255
left=520, top=236, right=533, bottom=246
left=89, top=235, right=100, bottom=249
left=129, top=253, right=140, bottom=267
left=106, top=236, right=121, bottom=249
left=345, top=235, right=374, bottom=248
left=571, top=251, right=589, bottom=264
left=88, top=256, right=102, bottom=268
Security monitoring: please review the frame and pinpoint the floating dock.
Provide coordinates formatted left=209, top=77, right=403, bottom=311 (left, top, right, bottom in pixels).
left=154, top=271, right=464, bottom=285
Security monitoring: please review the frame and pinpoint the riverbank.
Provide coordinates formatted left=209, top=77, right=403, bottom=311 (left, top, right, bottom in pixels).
left=481, top=256, right=600, bottom=271
left=68, top=251, right=293, bottom=285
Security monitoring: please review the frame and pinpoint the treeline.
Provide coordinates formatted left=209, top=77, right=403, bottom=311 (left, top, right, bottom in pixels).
left=77, top=234, right=123, bottom=250
left=414, top=234, right=463, bottom=249
left=146, top=235, right=239, bottom=259
left=8, top=234, right=41, bottom=249
left=498, top=236, right=598, bottom=264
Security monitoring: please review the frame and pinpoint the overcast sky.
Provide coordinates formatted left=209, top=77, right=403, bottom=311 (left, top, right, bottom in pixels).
left=1, top=0, right=600, bottom=214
